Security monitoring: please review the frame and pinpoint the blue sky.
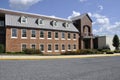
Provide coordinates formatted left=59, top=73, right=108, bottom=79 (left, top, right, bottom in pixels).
left=0, top=0, right=120, bottom=36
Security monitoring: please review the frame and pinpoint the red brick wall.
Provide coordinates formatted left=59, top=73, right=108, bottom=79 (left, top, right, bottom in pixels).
left=5, top=27, right=79, bottom=54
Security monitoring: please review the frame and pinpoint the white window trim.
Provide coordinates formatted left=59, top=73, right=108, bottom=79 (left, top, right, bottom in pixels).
left=47, top=44, right=52, bottom=52
left=40, top=44, right=45, bottom=52
left=47, top=31, right=52, bottom=40
left=21, top=43, right=27, bottom=51
left=63, top=23, right=69, bottom=28
left=31, top=30, right=36, bottom=39
left=39, top=30, right=45, bottom=39
left=53, top=21, right=57, bottom=27
left=54, top=32, right=59, bottom=40
left=67, top=33, right=71, bottom=40
left=73, top=34, right=77, bottom=40
left=11, top=28, right=18, bottom=39
left=61, top=32, right=65, bottom=40
left=30, top=44, right=36, bottom=49
left=67, top=44, right=71, bottom=51
left=21, top=16, right=27, bottom=24
left=54, top=43, right=59, bottom=52
left=73, top=44, right=77, bottom=51
left=37, top=19, right=44, bottom=25
left=21, top=29, right=27, bottom=39
left=61, top=44, right=65, bottom=52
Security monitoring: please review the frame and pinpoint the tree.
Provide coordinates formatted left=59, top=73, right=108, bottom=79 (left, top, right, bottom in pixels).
left=113, top=34, right=119, bottom=50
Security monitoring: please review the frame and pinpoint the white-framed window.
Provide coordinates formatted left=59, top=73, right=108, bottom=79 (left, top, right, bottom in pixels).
left=40, top=44, right=44, bottom=52
left=68, top=33, right=71, bottom=40
left=21, top=16, right=27, bottom=23
left=11, top=28, right=17, bottom=38
left=55, top=44, right=59, bottom=52
left=37, top=19, right=44, bottom=25
left=55, top=32, right=59, bottom=39
left=61, top=32, right=65, bottom=40
left=21, top=29, right=27, bottom=38
left=0, top=21, right=4, bottom=26
left=48, top=31, right=52, bottom=39
left=73, top=44, right=77, bottom=50
left=65, top=23, right=69, bottom=27
left=48, top=44, right=52, bottom=52
left=31, top=44, right=36, bottom=49
left=21, top=44, right=27, bottom=51
left=68, top=44, right=71, bottom=51
left=63, top=23, right=69, bottom=28
left=31, top=30, right=36, bottom=38
left=40, top=30, right=44, bottom=39
left=61, top=44, right=65, bottom=51
left=73, top=33, right=76, bottom=40
left=53, top=21, right=57, bottom=26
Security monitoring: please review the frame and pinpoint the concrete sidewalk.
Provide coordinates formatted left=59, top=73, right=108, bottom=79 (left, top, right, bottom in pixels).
left=0, top=54, right=120, bottom=60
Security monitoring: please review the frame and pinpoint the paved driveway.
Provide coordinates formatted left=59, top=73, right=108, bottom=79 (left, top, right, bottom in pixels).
left=0, top=56, right=120, bottom=80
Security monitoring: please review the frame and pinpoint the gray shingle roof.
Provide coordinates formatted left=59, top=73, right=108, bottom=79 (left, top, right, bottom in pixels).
left=0, top=8, right=79, bottom=33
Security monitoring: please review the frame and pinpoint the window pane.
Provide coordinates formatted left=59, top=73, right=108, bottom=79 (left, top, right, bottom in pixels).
left=40, top=31, right=44, bottom=38
left=21, top=17, right=27, bottom=23
left=68, top=44, right=71, bottom=50
left=22, top=44, right=26, bottom=51
left=55, top=32, right=58, bottom=38
left=0, top=21, right=4, bottom=26
left=48, top=44, right=52, bottom=51
left=12, top=28, right=17, bottom=37
left=22, top=29, right=27, bottom=37
left=73, top=34, right=76, bottom=39
left=31, top=44, right=36, bottom=49
left=40, top=44, right=44, bottom=51
left=55, top=44, right=59, bottom=50
left=62, top=32, right=65, bottom=39
left=68, top=33, right=71, bottom=39
left=62, top=44, right=65, bottom=50
left=31, top=30, right=36, bottom=37
left=48, top=32, right=51, bottom=38
left=73, top=44, right=76, bottom=49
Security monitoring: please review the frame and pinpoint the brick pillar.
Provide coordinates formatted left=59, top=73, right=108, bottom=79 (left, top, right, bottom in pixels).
left=81, top=39, right=84, bottom=49
left=90, top=38, right=93, bottom=49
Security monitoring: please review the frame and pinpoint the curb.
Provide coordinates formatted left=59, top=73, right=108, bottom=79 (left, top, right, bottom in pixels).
left=0, top=54, right=120, bottom=60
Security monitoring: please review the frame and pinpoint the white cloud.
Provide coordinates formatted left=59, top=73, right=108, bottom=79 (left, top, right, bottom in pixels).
left=68, top=11, right=80, bottom=19
left=90, top=13, right=120, bottom=36
left=98, top=5, right=103, bottom=11
left=79, top=0, right=87, bottom=2
left=9, top=0, right=42, bottom=10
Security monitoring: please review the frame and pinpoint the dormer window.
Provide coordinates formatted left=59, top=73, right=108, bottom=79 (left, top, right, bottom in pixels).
left=21, top=16, right=27, bottom=23
left=54, top=21, right=57, bottom=26
left=37, top=19, right=44, bottom=25
left=63, top=22, right=69, bottom=28
left=50, top=21, right=57, bottom=26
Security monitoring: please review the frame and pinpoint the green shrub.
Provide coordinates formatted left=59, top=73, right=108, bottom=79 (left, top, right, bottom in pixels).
left=6, top=52, right=26, bottom=55
left=0, top=44, right=4, bottom=53
left=101, top=49, right=110, bottom=52
left=61, top=49, right=103, bottom=55
left=23, top=49, right=43, bottom=55
left=106, top=51, right=114, bottom=54
left=114, top=50, right=120, bottom=53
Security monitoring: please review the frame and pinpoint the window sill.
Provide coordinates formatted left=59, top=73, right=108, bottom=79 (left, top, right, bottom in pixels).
left=11, top=37, right=17, bottom=39
left=31, top=37, right=36, bottom=39
left=40, top=38, right=45, bottom=39
left=21, top=37, right=27, bottom=39
left=55, top=50, right=59, bottom=52
left=61, top=38, right=65, bottom=40
left=47, top=51, right=52, bottom=52
left=47, top=38, right=52, bottom=40
left=61, top=50, right=65, bottom=52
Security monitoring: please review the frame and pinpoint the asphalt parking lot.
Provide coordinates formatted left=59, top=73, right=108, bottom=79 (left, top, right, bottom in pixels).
left=0, top=56, right=120, bottom=80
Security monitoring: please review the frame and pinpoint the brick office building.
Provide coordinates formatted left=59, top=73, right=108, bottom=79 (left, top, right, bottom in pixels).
left=0, top=8, right=93, bottom=54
